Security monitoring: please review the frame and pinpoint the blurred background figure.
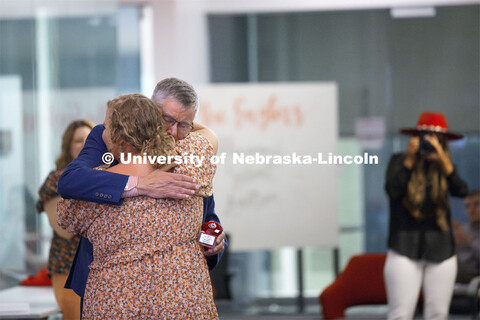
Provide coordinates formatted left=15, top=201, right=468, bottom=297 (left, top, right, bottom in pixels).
left=453, top=190, right=480, bottom=284
left=384, top=112, right=468, bottom=320
left=36, top=119, right=94, bottom=319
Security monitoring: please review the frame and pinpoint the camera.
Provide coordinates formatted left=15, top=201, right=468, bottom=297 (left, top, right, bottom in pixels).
left=418, top=134, right=436, bottom=155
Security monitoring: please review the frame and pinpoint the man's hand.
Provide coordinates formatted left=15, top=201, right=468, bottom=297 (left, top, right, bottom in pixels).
left=137, top=164, right=198, bottom=199
left=204, top=231, right=226, bottom=256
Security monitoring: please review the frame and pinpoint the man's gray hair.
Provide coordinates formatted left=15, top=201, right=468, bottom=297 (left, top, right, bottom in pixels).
left=151, top=77, right=198, bottom=111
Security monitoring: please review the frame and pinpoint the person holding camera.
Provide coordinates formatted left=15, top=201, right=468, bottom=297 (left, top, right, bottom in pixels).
left=384, top=112, right=468, bottom=320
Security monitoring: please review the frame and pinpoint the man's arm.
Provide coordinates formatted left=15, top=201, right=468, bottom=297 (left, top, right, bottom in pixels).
left=203, top=195, right=228, bottom=270
left=58, top=124, right=198, bottom=203
left=58, top=124, right=128, bottom=204
left=136, top=165, right=198, bottom=199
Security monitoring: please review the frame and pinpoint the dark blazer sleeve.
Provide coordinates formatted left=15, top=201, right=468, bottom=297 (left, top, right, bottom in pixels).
left=57, top=124, right=128, bottom=205
left=203, top=195, right=228, bottom=270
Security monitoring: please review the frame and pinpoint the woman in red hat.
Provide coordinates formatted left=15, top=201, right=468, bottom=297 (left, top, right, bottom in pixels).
left=384, top=112, right=468, bottom=320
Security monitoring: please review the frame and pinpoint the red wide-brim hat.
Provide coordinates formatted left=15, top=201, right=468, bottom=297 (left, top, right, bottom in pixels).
left=400, top=111, right=463, bottom=140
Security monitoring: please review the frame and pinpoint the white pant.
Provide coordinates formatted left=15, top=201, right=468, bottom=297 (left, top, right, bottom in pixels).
left=383, top=250, right=457, bottom=320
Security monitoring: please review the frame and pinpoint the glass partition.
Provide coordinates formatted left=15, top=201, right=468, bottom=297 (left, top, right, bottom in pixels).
left=0, top=3, right=141, bottom=288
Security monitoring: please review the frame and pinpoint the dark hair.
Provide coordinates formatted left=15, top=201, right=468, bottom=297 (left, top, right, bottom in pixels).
left=404, top=141, right=452, bottom=231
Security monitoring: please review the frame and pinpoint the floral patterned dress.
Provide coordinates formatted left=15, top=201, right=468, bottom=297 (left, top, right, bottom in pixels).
left=58, top=133, right=218, bottom=319
left=36, top=169, right=81, bottom=276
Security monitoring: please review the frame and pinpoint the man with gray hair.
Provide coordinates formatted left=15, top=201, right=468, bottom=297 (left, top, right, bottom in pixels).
left=125, top=77, right=217, bottom=198
left=58, top=77, right=226, bottom=312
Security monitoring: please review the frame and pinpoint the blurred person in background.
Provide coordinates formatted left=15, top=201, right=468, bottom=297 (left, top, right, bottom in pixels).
left=453, top=190, right=480, bottom=284
left=384, top=112, right=468, bottom=320
left=36, top=119, right=94, bottom=319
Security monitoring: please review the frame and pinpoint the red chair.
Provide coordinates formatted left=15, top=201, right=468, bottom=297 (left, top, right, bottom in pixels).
left=319, top=253, right=388, bottom=319
left=19, top=267, right=52, bottom=286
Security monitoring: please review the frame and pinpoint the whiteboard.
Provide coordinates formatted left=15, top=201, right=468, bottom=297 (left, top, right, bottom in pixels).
left=196, top=82, right=338, bottom=251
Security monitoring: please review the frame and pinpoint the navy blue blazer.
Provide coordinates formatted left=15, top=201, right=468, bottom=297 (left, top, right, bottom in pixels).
left=57, top=124, right=225, bottom=298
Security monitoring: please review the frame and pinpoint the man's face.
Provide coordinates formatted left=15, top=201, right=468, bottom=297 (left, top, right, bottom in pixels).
left=464, top=195, right=480, bottom=224
left=159, top=98, right=195, bottom=141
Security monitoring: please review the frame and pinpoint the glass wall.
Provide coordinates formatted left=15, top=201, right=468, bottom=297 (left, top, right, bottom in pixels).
left=0, top=4, right=141, bottom=288
left=208, top=4, right=480, bottom=312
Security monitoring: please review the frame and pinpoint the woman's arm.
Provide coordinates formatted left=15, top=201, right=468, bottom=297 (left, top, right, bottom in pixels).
left=425, top=134, right=454, bottom=175
left=446, top=169, right=469, bottom=197
left=192, top=122, right=218, bottom=155
left=57, top=199, right=105, bottom=236
left=385, top=153, right=412, bottom=200
left=423, top=135, right=468, bottom=197
left=385, top=137, right=418, bottom=200
left=185, top=134, right=217, bottom=197
left=44, top=196, right=74, bottom=240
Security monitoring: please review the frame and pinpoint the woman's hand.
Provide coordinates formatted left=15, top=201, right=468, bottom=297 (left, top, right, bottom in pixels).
left=424, top=134, right=443, bottom=156
left=424, top=134, right=453, bottom=175
left=403, top=137, right=419, bottom=169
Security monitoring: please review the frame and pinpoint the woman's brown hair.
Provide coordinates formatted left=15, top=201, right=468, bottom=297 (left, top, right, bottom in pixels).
left=56, top=119, right=94, bottom=170
left=107, top=93, right=175, bottom=168
left=404, top=134, right=451, bottom=231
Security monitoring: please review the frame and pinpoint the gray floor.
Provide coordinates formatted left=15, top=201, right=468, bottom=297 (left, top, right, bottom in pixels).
left=41, top=297, right=480, bottom=319
left=216, top=298, right=477, bottom=320
left=2, top=287, right=472, bottom=320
